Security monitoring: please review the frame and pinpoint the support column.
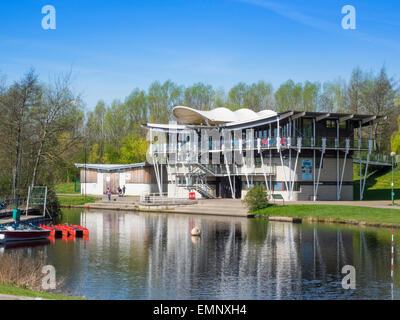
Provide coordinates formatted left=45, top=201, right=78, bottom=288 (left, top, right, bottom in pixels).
left=277, top=118, right=289, bottom=194
left=269, top=149, right=272, bottom=193
left=279, top=150, right=290, bottom=194
left=222, top=145, right=234, bottom=199
left=313, top=150, right=316, bottom=201
left=338, top=139, right=350, bottom=200
left=290, top=138, right=302, bottom=199
left=314, top=138, right=326, bottom=200
left=260, top=149, right=271, bottom=194
left=289, top=144, right=292, bottom=199
left=312, top=118, right=316, bottom=201
left=359, top=121, right=362, bottom=200
left=336, top=119, right=339, bottom=200
left=361, top=140, right=373, bottom=200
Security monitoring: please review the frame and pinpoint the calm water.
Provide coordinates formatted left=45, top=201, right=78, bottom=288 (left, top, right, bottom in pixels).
left=1, top=209, right=399, bottom=300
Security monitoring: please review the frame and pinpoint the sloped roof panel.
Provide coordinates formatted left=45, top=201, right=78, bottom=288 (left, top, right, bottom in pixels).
left=172, top=106, right=278, bottom=125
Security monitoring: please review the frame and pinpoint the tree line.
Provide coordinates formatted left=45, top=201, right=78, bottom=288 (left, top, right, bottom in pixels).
left=0, top=70, right=84, bottom=196
left=86, top=66, right=399, bottom=161
left=0, top=66, right=398, bottom=196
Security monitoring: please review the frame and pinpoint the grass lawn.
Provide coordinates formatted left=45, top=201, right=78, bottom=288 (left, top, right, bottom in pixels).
left=254, top=204, right=400, bottom=227
left=0, top=283, right=85, bottom=300
left=353, top=164, right=399, bottom=200
left=58, top=195, right=99, bottom=206
left=55, top=182, right=80, bottom=194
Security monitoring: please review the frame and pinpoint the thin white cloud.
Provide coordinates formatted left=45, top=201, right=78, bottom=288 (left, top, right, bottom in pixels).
left=237, top=0, right=400, bottom=51
left=238, top=0, right=336, bottom=32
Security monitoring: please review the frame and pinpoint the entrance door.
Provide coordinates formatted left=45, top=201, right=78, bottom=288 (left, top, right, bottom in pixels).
left=217, top=177, right=231, bottom=198
left=216, top=177, right=242, bottom=199
left=235, top=177, right=242, bottom=199
left=103, top=172, right=120, bottom=194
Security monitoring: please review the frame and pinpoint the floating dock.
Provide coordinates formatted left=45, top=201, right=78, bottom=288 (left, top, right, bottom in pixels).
left=0, top=215, right=50, bottom=226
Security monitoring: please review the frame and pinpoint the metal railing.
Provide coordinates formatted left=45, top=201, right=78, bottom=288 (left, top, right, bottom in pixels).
left=139, top=192, right=194, bottom=205
left=169, top=162, right=277, bottom=176
left=353, top=152, right=398, bottom=165
left=0, top=196, right=29, bottom=217
left=191, top=183, right=216, bottom=199
left=158, top=137, right=373, bottom=154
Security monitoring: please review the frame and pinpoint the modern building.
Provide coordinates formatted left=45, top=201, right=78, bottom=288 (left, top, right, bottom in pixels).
left=75, top=163, right=167, bottom=196
left=144, top=107, right=386, bottom=201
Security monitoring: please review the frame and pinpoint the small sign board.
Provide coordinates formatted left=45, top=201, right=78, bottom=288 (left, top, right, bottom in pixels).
left=301, top=159, right=313, bottom=180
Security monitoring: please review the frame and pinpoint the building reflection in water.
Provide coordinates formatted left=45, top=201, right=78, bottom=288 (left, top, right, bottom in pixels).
left=68, top=210, right=395, bottom=299
left=5, top=209, right=396, bottom=299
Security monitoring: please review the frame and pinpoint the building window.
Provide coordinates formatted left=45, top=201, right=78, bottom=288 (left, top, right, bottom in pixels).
left=326, top=120, right=336, bottom=128
left=339, top=121, right=346, bottom=129
left=303, top=119, right=312, bottom=137
left=292, top=182, right=301, bottom=191
left=273, top=182, right=283, bottom=191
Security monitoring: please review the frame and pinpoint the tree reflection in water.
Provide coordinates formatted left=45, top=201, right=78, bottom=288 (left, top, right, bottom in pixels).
left=2, top=209, right=398, bottom=300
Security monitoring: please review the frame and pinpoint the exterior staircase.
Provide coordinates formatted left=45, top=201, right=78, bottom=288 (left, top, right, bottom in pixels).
left=190, top=183, right=216, bottom=199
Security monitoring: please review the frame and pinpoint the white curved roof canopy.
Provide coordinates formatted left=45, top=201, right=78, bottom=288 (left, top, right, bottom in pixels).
left=172, top=106, right=278, bottom=126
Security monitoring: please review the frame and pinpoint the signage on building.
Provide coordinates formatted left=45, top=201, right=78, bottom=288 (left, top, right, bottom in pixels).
left=301, top=159, right=313, bottom=180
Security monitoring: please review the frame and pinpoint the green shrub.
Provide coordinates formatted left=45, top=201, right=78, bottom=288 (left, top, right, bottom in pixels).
left=46, top=188, right=61, bottom=218
left=243, top=185, right=269, bottom=211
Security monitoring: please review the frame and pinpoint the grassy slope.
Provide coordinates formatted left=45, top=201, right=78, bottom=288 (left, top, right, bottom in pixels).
left=0, top=283, right=85, bottom=300
left=58, top=195, right=99, bottom=206
left=55, top=182, right=80, bottom=194
left=354, top=164, right=399, bottom=200
left=254, top=204, right=400, bottom=227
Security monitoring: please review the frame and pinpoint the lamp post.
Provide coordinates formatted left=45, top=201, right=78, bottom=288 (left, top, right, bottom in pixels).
left=391, top=152, right=396, bottom=205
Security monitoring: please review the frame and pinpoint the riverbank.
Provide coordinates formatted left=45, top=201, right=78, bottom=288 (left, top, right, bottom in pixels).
left=59, top=195, right=400, bottom=221
left=74, top=198, right=252, bottom=217
left=58, top=195, right=99, bottom=206
left=254, top=204, right=400, bottom=228
left=0, top=284, right=85, bottom=300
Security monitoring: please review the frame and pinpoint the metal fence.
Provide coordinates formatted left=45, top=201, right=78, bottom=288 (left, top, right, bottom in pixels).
left=139, top=192, right=195, bottom=205
left=0, top=196, right=29, bottom=217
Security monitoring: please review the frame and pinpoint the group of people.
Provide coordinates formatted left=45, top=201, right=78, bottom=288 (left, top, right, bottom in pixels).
left=106, top=185, right=126, bottom=200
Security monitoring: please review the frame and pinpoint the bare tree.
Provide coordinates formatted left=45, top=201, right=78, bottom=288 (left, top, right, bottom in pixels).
left=30, top=73, right=82, bottom=186
left=361, top=67, right=398, bottom=151
left=0, top=69, right=41, bottom=195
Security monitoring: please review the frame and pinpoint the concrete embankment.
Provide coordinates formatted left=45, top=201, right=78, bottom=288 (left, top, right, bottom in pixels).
left=266, top=216, right=302, bottom=223
left=69, top=197, right=253, bottom=218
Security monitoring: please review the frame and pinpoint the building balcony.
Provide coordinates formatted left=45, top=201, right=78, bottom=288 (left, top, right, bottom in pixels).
left=158, top=137, right=374, bottom=155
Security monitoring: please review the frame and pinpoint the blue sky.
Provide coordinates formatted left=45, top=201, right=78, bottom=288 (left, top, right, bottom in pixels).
left=0, top=0, right=399, bottom=109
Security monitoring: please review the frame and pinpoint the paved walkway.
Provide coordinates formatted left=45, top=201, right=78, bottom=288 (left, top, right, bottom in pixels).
left=74, top=196, right=400, bottom=218
left=168, top=199, right=250, bottom=217
left=78, top=197, right=252, bottom=217
left=77, top=195, right=140, bottom=211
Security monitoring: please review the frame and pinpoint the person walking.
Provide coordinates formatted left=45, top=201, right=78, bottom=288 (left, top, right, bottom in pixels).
left=107, top=187, right=111, bottom=201
left=123, top=185, right=126, bottom=197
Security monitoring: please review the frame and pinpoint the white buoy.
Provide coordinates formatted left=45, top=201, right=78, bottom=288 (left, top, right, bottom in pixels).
left=191, top=227, right=201, bottom=236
